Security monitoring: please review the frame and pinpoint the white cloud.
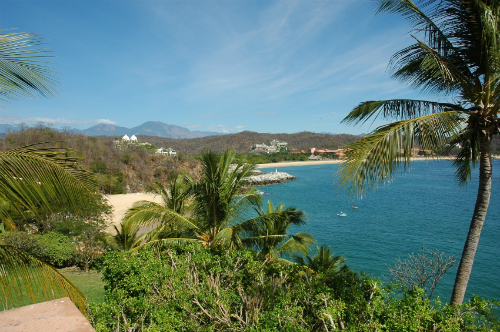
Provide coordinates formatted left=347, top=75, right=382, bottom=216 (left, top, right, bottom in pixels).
left=0, top=116, right=118, bottom=127
left=94, top=119, right=119, bottom=125
left=206, top=124, right=245, bottom=133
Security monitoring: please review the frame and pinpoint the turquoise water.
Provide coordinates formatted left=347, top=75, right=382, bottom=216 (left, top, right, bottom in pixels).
left=259, top=160, right=500, bottom=302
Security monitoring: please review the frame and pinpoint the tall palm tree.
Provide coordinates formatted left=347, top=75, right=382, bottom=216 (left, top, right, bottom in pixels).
left=189, top=149, right=259, bottom=248
left=0, top=30, right=95, bottom=313
left=124, top=149, right=261, bottom=248
left=338, top=0, right=499, bottom=305
left=244, top=200, right=315, bottom=264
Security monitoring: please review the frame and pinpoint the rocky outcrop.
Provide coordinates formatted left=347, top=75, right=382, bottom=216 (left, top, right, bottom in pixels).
left=244, top=171, right=296, bottom=186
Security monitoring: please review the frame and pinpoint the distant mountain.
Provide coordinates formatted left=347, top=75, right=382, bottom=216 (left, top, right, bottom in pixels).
left=0, top=123, right=17, bottom=133
left=0, top=121, right=220, bottom=139
left=83, top=121, right=219, bottom=139
left=82, top=124, right=131, bottom=136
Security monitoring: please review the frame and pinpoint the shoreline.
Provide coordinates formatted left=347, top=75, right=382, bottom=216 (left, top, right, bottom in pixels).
left=256, top=157, right=458, bottom=169
left=256, top=160, right=342, bottom=168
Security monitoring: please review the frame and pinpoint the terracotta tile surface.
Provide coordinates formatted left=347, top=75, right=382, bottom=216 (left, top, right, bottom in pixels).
left=0, top=297, right=95, bottom=332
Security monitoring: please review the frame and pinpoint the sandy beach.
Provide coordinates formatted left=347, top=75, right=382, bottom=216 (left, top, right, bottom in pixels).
left=105, top=193, right=162, bottom=232
left=256, top=160, right=342, bottom=168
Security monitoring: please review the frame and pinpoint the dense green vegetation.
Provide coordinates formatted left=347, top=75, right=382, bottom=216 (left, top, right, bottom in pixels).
left=232, top=151, right=310, bottom=164
left=122, top=149, right=314, bottom=261
left=89, top=244, right=499, bottom=331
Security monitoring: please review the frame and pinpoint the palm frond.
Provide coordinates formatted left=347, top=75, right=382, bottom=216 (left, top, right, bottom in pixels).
left=338, top=110, right=464, bottom=197
left=212, top=227, right=243, bottom=250
left=391, top=37, right=470, bottom=93
left=0, top=30, right=58, bottom=103
left=446, top=127, right=481, bottom=186
left=294, top=245, right=346, bottom=275
left=0, top=244, right=87, bottom=314
left=342, top=99, right=461, bottom=126
left=129, top=237, right=199, bottom=251
left=113, top=220, right=140, bottom=251
left=274, top=232, right=315, bottom=258
left=377, top=0, right=474, bottom=84
left=124, top=200, right=199, bottom=231
left=0, top=145, right=99, bottom=219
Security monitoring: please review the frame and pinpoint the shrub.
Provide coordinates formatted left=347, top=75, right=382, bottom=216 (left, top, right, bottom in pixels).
left=89, top=244, right=499, bottom=331
left=1, top=231, right=77, bottom=268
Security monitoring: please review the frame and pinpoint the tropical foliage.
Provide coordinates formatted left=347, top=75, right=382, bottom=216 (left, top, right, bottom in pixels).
left=338, top=0, right=500, bottom=305
left=0, top=30, right=58, bottom=103
left=0, top=145, right=103, bottom=313
left=245, top=200, right=314, bottom=264
left=123, top=149, right=314, bottom=261
left=89, top=244, right=499, bottom=331
left=294, top=245, right=346, bottom=276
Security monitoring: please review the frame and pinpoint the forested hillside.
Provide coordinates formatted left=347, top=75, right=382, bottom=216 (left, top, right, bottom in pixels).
left=125, top=131, right=361, bottom=154
left=0, top=126, right=202, bottom=193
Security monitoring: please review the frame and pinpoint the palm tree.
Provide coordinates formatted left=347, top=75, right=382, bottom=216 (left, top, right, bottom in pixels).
left=244, top=200, right=315, bottom=264
left=189, top=149, right=260, bottom=248
left=112, top=219, right=140, bottom=251
left=124, top=149, right=314, bottom=258
left=338, top=0, right=499, bottom=305
left=0, top=30, right=96, bottom=313
left=124, top=149, right=260, bottom=248
left=123, top=174, right=194, bottom=247
left=295, top=245, right=346, bottom=276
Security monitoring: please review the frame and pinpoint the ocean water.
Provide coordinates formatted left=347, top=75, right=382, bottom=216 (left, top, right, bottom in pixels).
left=259, top=160, right=500, bottom=302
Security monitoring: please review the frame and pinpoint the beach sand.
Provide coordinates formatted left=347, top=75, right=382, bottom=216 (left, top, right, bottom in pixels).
left=105, top=193, right=162, bottom=233
left=256, top=160, right=342, bottom=168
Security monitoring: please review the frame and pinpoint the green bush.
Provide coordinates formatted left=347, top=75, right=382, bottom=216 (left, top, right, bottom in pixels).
left=35, top=232, right=78, bottom=268
left=89, top=244, right=499, bottom=331
left=1, top=231, right=77, bottom=268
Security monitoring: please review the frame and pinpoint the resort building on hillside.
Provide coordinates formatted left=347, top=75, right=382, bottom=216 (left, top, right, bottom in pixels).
left=114, top=134, right=150, bottom=149
left=155, top=147, right=177, bottom=156
left=251, top=140, right=288, bottom=154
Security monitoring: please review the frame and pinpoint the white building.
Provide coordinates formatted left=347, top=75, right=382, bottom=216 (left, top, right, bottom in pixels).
left=122, top=135, right=130, bottom=142
left=130, top=135, right=138, bottom=142
left=155, top=148, right=177, bottom=156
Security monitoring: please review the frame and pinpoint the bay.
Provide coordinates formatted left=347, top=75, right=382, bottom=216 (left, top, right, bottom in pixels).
left=259, top=160, right=500, bottom=302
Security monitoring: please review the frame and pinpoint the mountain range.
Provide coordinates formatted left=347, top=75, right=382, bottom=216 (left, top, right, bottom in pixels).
left=0, top=121, right=220, bottom=139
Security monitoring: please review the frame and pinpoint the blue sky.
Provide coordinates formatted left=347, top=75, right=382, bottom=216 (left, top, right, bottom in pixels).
left=1, top=0, right=427, bottom=135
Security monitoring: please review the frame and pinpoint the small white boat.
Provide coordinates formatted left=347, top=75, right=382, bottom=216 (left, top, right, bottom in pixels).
left=255, top=190, right=265, bottom=195
left=337, top=212, right=347, bottom=217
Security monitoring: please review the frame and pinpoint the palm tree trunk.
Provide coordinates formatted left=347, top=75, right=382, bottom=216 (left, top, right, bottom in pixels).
left=451, top=138, right=493, bottom=305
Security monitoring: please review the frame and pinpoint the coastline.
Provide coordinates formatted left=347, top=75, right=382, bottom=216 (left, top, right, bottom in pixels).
left=256, top=160, right=342, bottom=168
left=255, top=156, right=459, bottom=169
